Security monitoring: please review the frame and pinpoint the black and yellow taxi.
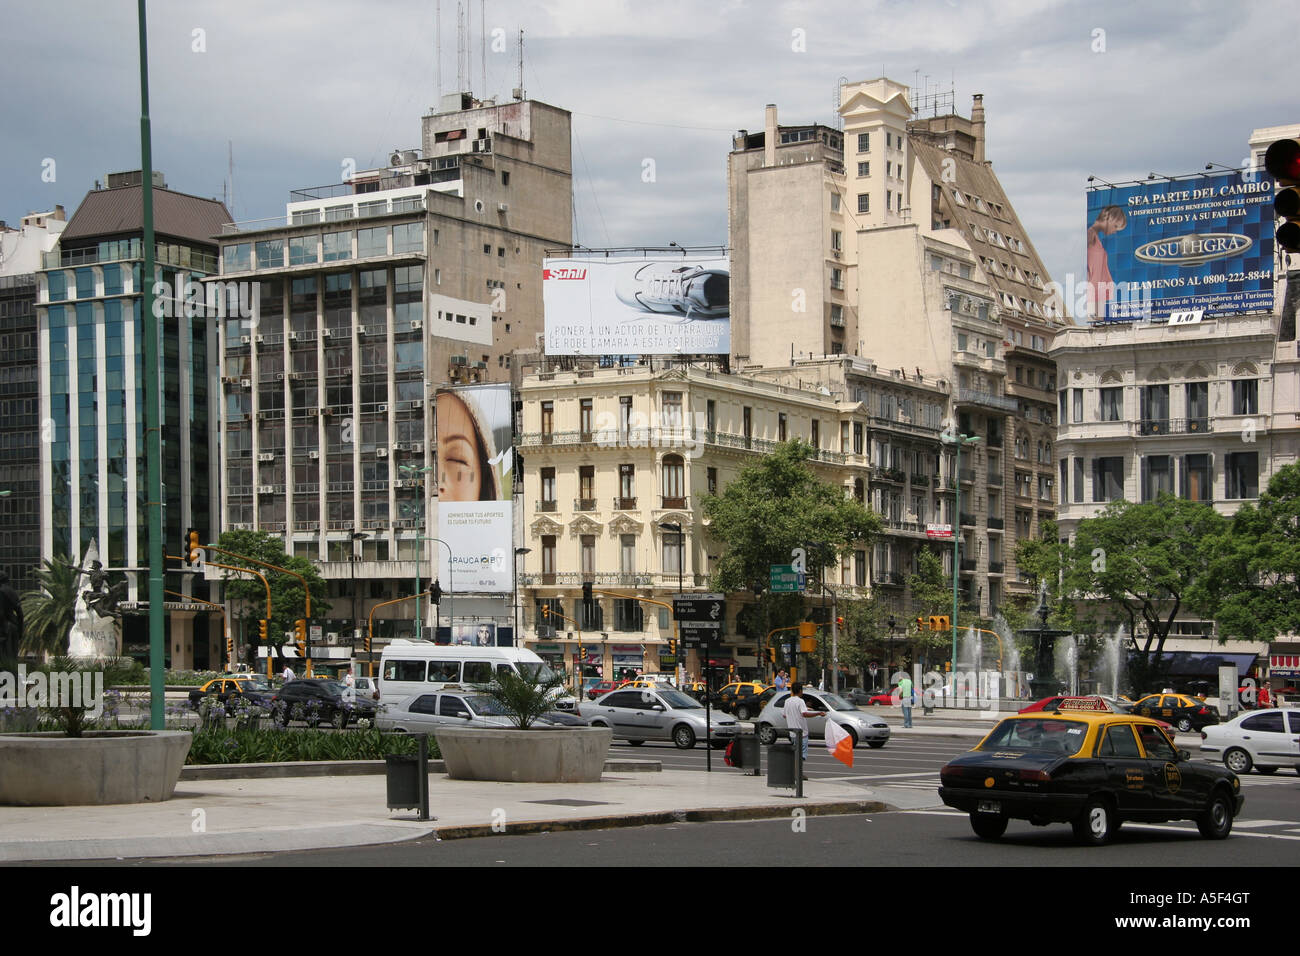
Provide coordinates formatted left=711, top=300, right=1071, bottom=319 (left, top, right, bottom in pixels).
left=1130, top=693, right=1221, bottom=733
left=938, top=697, right=1243, bottom=845
left=715, top=682, right=775, bottom=719
left=187, top=675, right=276, bottom=713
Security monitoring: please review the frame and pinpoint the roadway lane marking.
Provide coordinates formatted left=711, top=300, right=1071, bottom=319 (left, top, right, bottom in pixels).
left=1125, top=823, right=1300, bottom=842
left=901, top=809, right=963, bottom=817
left=1227, top=819, right=1299, bottom=829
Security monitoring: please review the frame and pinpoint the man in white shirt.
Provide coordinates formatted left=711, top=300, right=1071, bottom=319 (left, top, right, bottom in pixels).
left=281, top=665, right=295, bottom=683
left=782, top=682, right=824, bottom=767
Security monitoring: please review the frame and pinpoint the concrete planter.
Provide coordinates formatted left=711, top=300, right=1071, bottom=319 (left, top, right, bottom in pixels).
left=0, top=731, right=192, bottom=806
left=433, top=726, right=613, bottom=783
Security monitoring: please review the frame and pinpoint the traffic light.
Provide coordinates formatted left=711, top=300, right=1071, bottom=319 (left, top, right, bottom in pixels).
left=226, top=634, right=234, bottom=662
left=916, top=616, right=927, bottom=631
left=936, top=615, right=950, bottom=630
left=835, top=616, right=845, bottom=628
left=430, top=580, right=442, bottom=606
left=294, top=619, right=307, bottom=656
left=928, top=615, right=942, bottom=630
left=766, top=647, right=777, bottom=663
left=799, top=636, right=817, bottom=653
left=258, top=619, right=268, bottom=641
left=185, top=528, right=200, bottom=565
left=582, top=581, right=593, bottom=609
left=1265, top=138, right=1300, bottom=253
left=541, top=604, right=550, bottom=620
left=798, top=621, right=817, bottom=638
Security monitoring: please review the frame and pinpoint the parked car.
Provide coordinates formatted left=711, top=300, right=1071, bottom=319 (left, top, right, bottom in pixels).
left=579, top=687, right=739, bottom=749
left=377, top=690, right=590, bottom=733
left=189, top=676, right=276, bottom=714
left=352, top=676, right=380, bottom=700
left=754, top=690, right=891, bottom=749
left=1199, top=708, right=1300, bottom=775
left=1130, top=693, right=1221, bottom=733
left=272, top=679, right=376, bottom=729
left=586, top=680, right=624, bottom=700
left=939, top=700, right=1243, bottom=844
left=715, top=682, right=774, bottom=719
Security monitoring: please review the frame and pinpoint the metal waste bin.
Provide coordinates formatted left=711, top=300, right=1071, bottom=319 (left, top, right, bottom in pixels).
left=766, top=740, right=795, bottom=788
left=385, top=754, right=420, bottom=809
left=732, top=734, right=761, bottom=776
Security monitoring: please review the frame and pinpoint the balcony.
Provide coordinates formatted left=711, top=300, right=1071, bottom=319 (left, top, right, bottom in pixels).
left=960, top=558, right=977, bottom=572
left=660, top=496, right=688, bottom=510
left=876, top=467, right=906, bottom=483
left=987, top=516, right=1005, bottom=531
left=988, top=561, right=1005, bottom=575
left=537, top=499, right=558, bottom=513
left=959, top=468, right=976, bottom=483
left=956, top=388, right=1018, bottom=413
left=574, top=497, right=596, bottom=512
left=959, top=512, right=976, bottom=527
left=986, top=471, right=1003, bottom=486
left=1137, top=418, right=1212, bottom=436
left=613, top=496, right=638, bottom=510
left=523, top=571, right=654, bottom=587
left=910, top=473, right=930, bottom=487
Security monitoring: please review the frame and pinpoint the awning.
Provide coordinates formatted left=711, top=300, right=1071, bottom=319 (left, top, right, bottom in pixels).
left=1270, top=653, right=1300, bottom=676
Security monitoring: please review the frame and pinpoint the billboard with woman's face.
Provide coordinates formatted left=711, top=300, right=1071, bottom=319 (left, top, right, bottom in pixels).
left=436, top=384, right=514, bottom=593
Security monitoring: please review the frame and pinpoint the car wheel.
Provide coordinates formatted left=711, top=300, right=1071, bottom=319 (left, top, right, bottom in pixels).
left=736, top=705, right=751, bottom=721
left=673, top=724, right=696, bottom=750
left=867, top=740, right=886, bottom=749
left=1197, top=790, right=1234, bottom=839
left=589, top=720, right=609, bottom=729
left=627, top=739, right=645, bottom=747
left=1072, top=797, right=1117, bottom=846
left=969, top=813, right=1007, bottom=840
left=757, top=723, right=777, bottom=746
left=1176, top=717, right=1193, bottom=733
left=845, top=727, right=859, bottom=748
left=1224, top=747, right=1253, bottom=774
left=331, top=710, right=347, bottom=730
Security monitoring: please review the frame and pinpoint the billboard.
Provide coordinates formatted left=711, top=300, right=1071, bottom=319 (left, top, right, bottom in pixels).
left=1084, top=171, right=1275, bottom=321
left=543, top=256, right=731, bottom=355
left=436, top=383, right=514, bottom=594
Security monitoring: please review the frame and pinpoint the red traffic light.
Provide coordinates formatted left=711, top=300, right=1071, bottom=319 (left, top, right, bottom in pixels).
left=1267, top=138, right=1300, bottom=253
left=1265, top=138, right=1300, bottom=183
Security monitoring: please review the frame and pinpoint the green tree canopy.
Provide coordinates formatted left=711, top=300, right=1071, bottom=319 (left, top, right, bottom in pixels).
left=20, top=554, right=80, bottom=656
left=1064, top=493, right=1224, bottom=686
left=1190, top=463, right=1300, bottom=642
left=905, top=547, right=953, bottom=664
left=211, top=530, right=330, bottom=647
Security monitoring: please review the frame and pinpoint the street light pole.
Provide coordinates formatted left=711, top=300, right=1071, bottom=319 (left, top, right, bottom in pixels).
left=350, top=530, right=369, bottom=673
left=942, top=432, right=980, bottom=692
left=513, top=546, right=531, bottom=648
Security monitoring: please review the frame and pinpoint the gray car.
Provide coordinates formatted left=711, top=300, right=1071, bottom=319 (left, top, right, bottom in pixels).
left=377, top=690, right=589, bottom=733
left=755, top=690, right=891, bottom=748
left=578, top=687, right=739, bottom=749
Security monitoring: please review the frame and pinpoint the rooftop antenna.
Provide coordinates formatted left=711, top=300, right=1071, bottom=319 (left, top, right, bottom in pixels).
left=512, top=28, right=524, bottom=100
left=227, top=140, right=234, bottom=219
left=480, top=0, right=487, bottom=98
left=435, top=0, right=442, bottom=100
left=834, top=76, right=846, bottom=127
left=457, top=1, right=466, bottom=93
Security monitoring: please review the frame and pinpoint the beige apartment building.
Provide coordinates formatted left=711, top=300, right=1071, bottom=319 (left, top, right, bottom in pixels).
left=515, top=360, right=954, bottom=681
left=728, top=78, right=1063, bottom=615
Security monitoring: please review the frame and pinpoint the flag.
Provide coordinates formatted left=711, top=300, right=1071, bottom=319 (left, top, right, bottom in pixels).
left=824, top=719, right=854, bottom=767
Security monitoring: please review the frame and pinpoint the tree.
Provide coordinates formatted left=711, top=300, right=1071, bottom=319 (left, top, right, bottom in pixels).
left=905, top=547, right=953, bottom=667
left=1063, top=493, right=1224, bottom=689
left=20, top=554, right=80, bottom=656
left=211, top=530, right=330, bottom=656
left=1190, top=463, right=1300, bottom=642
left=703, top=440, right=882, bottom=653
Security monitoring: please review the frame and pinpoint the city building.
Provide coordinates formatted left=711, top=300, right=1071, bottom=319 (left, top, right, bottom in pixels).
left=0, top=206, right=66, bottom=594
left=210, top=94, right=572, bottom=663
left=728, top=78, right=1064, bottom=616
left=514, top=360, right=953, bottom=682
left=35, top=172, right=228, bottom=664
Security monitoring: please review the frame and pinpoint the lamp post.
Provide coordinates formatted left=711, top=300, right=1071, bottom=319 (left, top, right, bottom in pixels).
left=350, top=531, right=369, bottom=673
left=415, top=536, right=453, bottom=640
left=886, top=615, right=897, bottom=691
left=942, top=431, right=981, bottom=696
left=659, top=520, right=685, bottom=671
left=513, top=546, right=531, bottom=648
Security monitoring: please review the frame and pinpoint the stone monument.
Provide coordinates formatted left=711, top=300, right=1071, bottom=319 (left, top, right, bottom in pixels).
left=67, top=540, right=124, bottom=660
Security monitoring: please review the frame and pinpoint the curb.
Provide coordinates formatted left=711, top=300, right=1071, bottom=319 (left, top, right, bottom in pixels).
left=180, top=757, right=663, bottom=781
left=432, top=799, right=888, bottom=840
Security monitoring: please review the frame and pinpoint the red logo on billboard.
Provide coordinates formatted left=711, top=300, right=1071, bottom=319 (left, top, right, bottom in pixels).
left=543, top=267, right=587, bottom=280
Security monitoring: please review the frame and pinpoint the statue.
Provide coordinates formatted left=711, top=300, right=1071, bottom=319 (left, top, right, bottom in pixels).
left=0, top=570, right=22, bottom=662
left=67, top=541, right=122, bottom=660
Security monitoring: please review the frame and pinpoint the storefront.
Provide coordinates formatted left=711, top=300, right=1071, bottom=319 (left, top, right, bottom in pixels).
left=532, top=642, right=565, bottom=675
left=1268, top=648, right=1300, bottom=688
left=611, top=644, right=644, bottom=682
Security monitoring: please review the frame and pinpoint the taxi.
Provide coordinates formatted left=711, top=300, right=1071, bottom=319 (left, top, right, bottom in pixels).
left=938, top=697, right=1243, bottom=845
left=1130, top=693, right=1221, bottom=733
left=715, top=681, right=773, bottom=718
left=187, top=675, right=276, bottom=713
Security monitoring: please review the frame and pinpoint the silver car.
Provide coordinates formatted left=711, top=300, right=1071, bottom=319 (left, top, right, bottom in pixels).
left=377, top=690, right=589, bottom=733
left=755, top=690, right=891, bottom=748
left=579, top=687, right=739, bottom=749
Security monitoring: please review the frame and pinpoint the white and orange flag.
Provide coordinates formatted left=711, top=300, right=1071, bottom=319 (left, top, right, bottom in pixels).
left=824, top=719, right=854, bottom=768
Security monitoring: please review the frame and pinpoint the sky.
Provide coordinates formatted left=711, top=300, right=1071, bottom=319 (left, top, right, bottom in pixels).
left=2, top=0, right=1296, bottom=301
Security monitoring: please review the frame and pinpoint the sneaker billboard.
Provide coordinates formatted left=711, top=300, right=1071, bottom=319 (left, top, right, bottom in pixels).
left=543, top=256, right=731, bottom=355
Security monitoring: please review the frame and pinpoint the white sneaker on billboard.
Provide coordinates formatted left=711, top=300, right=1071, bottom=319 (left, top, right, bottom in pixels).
left=615, top=262, right=730, bottom=320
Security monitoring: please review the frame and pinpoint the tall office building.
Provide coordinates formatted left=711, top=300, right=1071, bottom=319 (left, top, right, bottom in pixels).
left=728, top=79, right=1063, bottom=616
left=212, top=95, right=572, bottom=662
left=37, top=172, right=229, bottom=662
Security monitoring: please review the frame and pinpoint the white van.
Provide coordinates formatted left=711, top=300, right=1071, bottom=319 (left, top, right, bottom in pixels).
left=378, top=640, right=577, bottom=711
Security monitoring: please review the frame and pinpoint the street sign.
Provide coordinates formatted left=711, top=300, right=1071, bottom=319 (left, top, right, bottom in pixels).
left=309, top=625, right=323, bottom=642
left=680, top=623, right=716, bottom=646
left=673, top=594, right=724, bottom=627
left=925, top=523, right=953, bottom=539
left=769, top=564, right=806, bottom=593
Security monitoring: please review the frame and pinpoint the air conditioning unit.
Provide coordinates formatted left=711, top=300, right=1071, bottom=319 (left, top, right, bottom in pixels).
left=255, top=335, right=265, bottom=344
left=289, top=372, right=302, bottom=381
left=307, top=450, right=320, bottom=459
left=377, top=404, right=388, bottom=413
left=221, top=376, right=236, bottom=384
left=392, top=441, right=409, bottom=452
left=356, top=326, right=367, bottom=336
left=257, top=485, right=275, bottom=494
left=412, top=442, right=424, bottom=453
left=410, top=320, right=423, bottom=331
left=326, top=632, right=340, bottom=645
left=231, top=523, right=252, bottom=531
left=321, top=407, right=333, bottom=417
left=240, top=379, right=252, bottom=388
left=410, top=400, right=423, bottom=410
left=240, top=335, right=251, bottom=345
left=497, top=202, right=508, bottom=213
left=321, top=328, right=333, bottom=339
left=288, top=331, right=299, bottom=341
left=393, top=479, right=407, bottom=489
left=276, top=372, right=285, bottom=380
left=258, top=452, right=275, bottom=461
left=376, top=447, right=388, bottom=458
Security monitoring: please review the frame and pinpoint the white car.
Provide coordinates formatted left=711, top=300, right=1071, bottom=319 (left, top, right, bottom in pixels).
left=1199, top=708, right=1300, bottom=775
left=755, top=689, right=891, bottom=748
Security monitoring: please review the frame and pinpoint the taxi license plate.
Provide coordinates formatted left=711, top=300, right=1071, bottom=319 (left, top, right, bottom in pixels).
left=977, top=800, right=1001, bottom=814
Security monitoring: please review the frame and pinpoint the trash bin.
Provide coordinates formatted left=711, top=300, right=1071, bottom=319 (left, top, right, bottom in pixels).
left=385, top=754, right=421, bottom=810
left=766, top=740, right=795, bottom=788
left=730, top=734, right=761, bottom=776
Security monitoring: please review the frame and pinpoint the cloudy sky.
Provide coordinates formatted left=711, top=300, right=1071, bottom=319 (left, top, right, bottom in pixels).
left=2, top=0, right=1296, bottom=300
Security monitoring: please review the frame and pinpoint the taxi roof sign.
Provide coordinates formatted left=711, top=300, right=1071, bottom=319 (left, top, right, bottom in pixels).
left=1054, top=696, right=1112, bottom=713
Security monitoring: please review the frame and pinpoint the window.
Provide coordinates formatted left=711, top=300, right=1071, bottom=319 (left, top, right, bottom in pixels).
left=1072, top=389, right=1083, bottom=424
left=810, top=419, right=820, bottom=447
left=886, top=190, right=892, bottom=211
left=618, top=463, right=635, bottom=505
left=1059, top=460, right=1068, bottom=506
left=1099, top=724, right=1142, bottom=758
left=1141, top=455, right=1173, bottom=502
left=580, top=535, right=596, bottom=577
left=1139, top=385, right=1169, bottom=433
left=256, top=239, right=283, bottom=269
left=288, top=235, right=317, bottom=266
left=614, top=599, right=644, bottom=632
left=707, top=467, right=717, bottom=496
left=1073, top=458, right=1084, bottom=504
left=1180, top=453, right=1211, bottom=502
left=1232, top=379, right=1258, bottom=416
left=662, top=531, right=683, bottom=574
left=540, top=467, right=556, bottom=509
left=743, top=407, right=752, bottom=443
left=1240, top=712, right=1285, bottom=733
left=831, top=230, right=842, bottom=252
left=857, top=132, right=869, bottom=152
left=857, top=162, right=870, bottom=178
left=778, top=413, right=787, bottom=441
left=579, top=398, right=593, bottom=438
left=830, top=267, right=843, bottom=290
left=323, top=231, right=350, bottom=262
left=1037, top=475, right=1053, bottom=501
left=1099, top=387, right=1122, bottom=422
left=853, top=422, right=864, bottom=455
left=828, top=192, right=841, bottom=213
left=620, top=534, right=636, bottom=574
left=706, top=399, right=715, bottom=433
left=1093, top=457, right=1124, bottom=502
left=661, top=391, right=682, bottom=428
left=393, top=222, right=423, bottom=254
left=578, top=466, right=594, bottom=508
left=541, top=536, right=556, bottom=577
left=662, top=455, right=685, bottom=507
left=830, top=304, right=844, bottom=327
left=1224, top=452, right=1258, bottom=499
left=1186, top=381, right=1208, bottom=428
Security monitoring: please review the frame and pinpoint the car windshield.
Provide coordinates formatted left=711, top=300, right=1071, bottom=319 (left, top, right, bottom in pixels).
left=817, top=693, right=857, bottom=711
left=977, top=717, right=1089, bottom=755
left=656, top=690, right=702, bottom=710
left=237, top=676, right=272, bottom=691
left=519, top=662, right=560, bottom=685
left=464, top=695, right=509, bottom=716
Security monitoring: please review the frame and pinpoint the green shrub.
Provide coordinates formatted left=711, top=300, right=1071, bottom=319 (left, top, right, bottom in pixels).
left=184, top=727, right=430, bottom=765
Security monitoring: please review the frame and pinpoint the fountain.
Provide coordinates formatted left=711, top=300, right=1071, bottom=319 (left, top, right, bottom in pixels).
left=1096, top=626, right=1128, bottom=698
left=1016, top=583, right=1073, bottom=701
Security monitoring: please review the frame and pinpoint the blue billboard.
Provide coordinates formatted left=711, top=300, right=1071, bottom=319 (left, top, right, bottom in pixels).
left=1084, top=171, right=1275, bottom=321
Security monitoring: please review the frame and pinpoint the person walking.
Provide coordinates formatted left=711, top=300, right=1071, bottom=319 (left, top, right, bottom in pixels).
left=281, top=664, right=295, bottom=683
left=782, top=682, right=825, bottom=773
left=773, top=669, right=788, bottom=691
left=897, top=673, right=915, bottom=728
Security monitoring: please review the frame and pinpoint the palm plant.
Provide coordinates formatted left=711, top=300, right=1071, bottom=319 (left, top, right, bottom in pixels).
left=483, top=668, right=566, bottom=729
left=20, top=554, right=79, bottom=656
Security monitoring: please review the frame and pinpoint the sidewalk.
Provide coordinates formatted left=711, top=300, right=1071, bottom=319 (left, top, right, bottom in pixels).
left=0, top=768, right=886, bottom=863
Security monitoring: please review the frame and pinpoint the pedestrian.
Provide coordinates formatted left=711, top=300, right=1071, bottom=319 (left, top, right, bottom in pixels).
left=782, top=682, right=825, bottom=773
left=897, top=672, right=915, bottom=728
left=773, top=669, right=788, bottom=691
left=344, top=669, right=355, bottom=688
left=281, top=664, right=295, bottom=683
